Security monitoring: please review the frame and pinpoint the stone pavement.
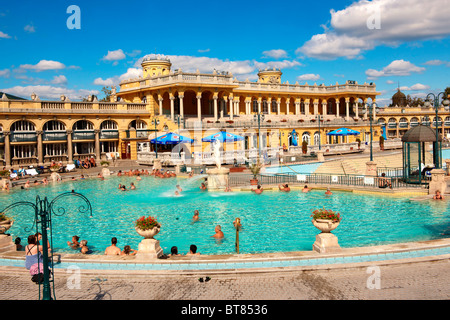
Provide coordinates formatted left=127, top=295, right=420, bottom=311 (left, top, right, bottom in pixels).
left=0, top=257, right=448, bottom=301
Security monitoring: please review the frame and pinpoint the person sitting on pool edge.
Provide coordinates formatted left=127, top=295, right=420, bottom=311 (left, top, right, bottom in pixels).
left=278, top=184, right=290, bottom=192
left=433, top=190, right=444, bottom=200
left=104, top=237, right=122, bottom=255
left=251, top=185, right=263, bottom=194
left=378, top=173, right=392, bottom=189
left=186, top=244, right=200, bottom=255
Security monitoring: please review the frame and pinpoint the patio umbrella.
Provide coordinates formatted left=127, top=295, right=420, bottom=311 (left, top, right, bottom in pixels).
left=150, top=132, right=194, bottom=145
left=326, top=128, right=360, bottom=136
left=202, top=131, right=244, bottom=142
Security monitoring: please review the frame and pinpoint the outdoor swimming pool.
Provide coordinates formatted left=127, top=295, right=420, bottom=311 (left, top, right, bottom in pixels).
left=1, top=175, right=448, bottom=256
left=264, top=162, right=323, bottom=174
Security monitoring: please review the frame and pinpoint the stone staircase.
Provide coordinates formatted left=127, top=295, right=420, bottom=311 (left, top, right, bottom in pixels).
left=314, top=152, right=434, bottom=176
left=0, top=235, right=15, bottom=253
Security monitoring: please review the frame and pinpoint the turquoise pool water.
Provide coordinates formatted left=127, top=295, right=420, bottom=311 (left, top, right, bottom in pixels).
left=264, top=162, right=323, bottom=174
left=1, top=175, right=448, bottom=256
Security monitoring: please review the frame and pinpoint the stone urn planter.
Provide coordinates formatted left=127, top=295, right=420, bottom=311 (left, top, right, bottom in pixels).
left=134, top=216, right=163, bottom=260
left=312, top=219, right=340, bottom=233
left=311, top=208, right=342, bottom=253
left=135, top=226, right=160, bottom=239
left=49, top=166, right=61, bottom=172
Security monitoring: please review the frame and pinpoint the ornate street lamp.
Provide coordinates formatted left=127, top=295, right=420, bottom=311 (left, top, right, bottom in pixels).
left=254, top=112, right=265, bottom=159
left=152, top=119, right=160, bottom=159
left=424, top=93, right=450, bottom=169
left=362, top=102, right=380, bottom=162
left=316, top=114, right=323, bottom=150
left=0, top=192, right=92, bottom=300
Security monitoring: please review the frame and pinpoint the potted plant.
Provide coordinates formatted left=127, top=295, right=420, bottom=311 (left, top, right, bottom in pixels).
left=379, top=136, right=385, bottom=151
left=249, top=159, right=262, bottom=185
left=100, top=161, right=110, bottom=167
left=310, top=207, right=341, bottom=233
left=134, top=215, right=161, bottom=239
left=356, top=138, right=361, bottom=150
left=281, top=119, right=287, bottom=122
left=0, top=170, right=9, bottom=179
left=302, top=141, right=308, bottom=154
left=49, top=164, right=61, bottom=172
left=0, top=212, right=13, bottom=234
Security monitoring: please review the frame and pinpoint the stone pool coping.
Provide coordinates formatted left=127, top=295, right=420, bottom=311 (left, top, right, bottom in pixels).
left=1, top=238, right=449, bottom=274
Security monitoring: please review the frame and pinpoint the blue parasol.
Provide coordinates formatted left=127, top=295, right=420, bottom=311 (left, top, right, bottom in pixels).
left=202, top=131, right=244, bottom=142
left=326, top=128, right=360, bottom=136
left=150, top=132, right=194, bottom=145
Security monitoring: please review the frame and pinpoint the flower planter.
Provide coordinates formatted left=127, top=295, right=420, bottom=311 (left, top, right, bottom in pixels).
left=250, top=178, right=258, bottom=186
left=135, top=226, right=160, bottom=239
left=312, top=219, right=340, bottom=233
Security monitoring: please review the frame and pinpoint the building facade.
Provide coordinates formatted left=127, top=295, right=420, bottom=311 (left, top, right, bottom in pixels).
left=1, top=54, right=448, bottom=169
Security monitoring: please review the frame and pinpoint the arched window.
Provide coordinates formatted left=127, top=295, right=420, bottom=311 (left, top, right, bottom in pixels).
left=314, top=132, right=320, bottom=146
left=302, top=132, right=311, bottom=144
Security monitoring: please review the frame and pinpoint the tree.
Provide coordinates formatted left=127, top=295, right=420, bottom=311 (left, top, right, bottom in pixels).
left=99, top=86, right=112, bottom=102
left=445, top=87, right=450, bottom=99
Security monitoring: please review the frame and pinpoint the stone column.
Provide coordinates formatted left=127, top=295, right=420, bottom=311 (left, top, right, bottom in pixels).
left=197, top=94, right=202, bottom=121
left=267, top=98, right=272, bottom=115
left=336, top=101, right=340, bottom=118
left=286, top=100, right=290, bottom=115
left=355, top=103, right=359, bottom=119
left=295, top=101, right=300, bottom=115
left=257, top=99, right=262, bottom=114
left=179, top=93, right=184, bottom=119
left=213, top=96, right=218, bottom=121
left=345, top=98, right=350, bottom=121
left=94, top=129, right=101, bottom=161
left=277, top=100, right=281, bottom=115
left=158, top=97, right=163, bottom=115
left=313, top=100, right=319, bottom=116
left=229, top=96, right=234, bottom=120
left=3, top=131, right=10, bottom=168
left=67, top=130, right=73, bottom=163
left=304, top=100, right=310, bottom=116
left=36, top=130, right=44, bottom=166
left=170, top=96, right=175, bottom=121
left=322, top=102, right=327, bottom=117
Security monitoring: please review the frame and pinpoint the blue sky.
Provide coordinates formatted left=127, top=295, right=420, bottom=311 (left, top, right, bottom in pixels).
left=0, top=0, right=449, bottom=105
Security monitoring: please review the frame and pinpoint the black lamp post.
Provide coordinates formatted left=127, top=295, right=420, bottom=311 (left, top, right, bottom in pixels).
left=0, top=192, right=92, bottom=300
left=152, top=119, right=160, bottom=159
left=316, top=114, right=323, bottom=150
left=254, top=112, right=265, bottom=159
left=362, top=102, right=379, bottom=162
left=424, top=92, right=450, bottom=169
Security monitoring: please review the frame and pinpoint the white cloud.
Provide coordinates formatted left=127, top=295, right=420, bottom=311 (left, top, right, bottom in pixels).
left=126, top=50, right=142, bottom=57
left=297, top=0, right=450, bottom=60
left=50, top=75, right=67, bottom=85
left=386, top=80, right=394, bottom=84
left=399, top=83, right=430, bottom=91
left=0, top=31, right=11, bottom=39
left=365, top=60, right=425, bottom=79
left=24, top=24, right=35, bottom=33
left=297, top=74, right=321, bottom=81
left=133, top=54, right=302, bottom=81
left=0, top=69, right=10, bottom=78
left=102, top=49, right=126, bottom=61
left=198, top=48, right=210, bottom=53
left=0, top=85, right=99, bottom=101
left=94, top=77, right=117, bottom=86
left=19, top=60, right=66, bottom=72
left=262, top=49, right=288, bottom=59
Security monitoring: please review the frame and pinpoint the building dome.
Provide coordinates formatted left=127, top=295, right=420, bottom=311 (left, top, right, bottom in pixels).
left=392, top=88, right=407, bottom=107
left=141, top=54, right=172, bottom=78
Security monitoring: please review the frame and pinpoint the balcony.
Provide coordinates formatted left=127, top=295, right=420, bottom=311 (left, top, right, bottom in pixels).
left=43, top=131, right=68, bottom=141
left=10, top=132, right=37, bottom=143
left=100, top=130, right=119, bottom=139
left=398, top=122, right=409, bottom=129
left=387, top=123, right=397, bottom=129
left=72, top=131, right=95, bottom=140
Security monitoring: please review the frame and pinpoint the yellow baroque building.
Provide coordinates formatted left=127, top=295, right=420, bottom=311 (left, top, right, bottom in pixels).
left=0, top=53, right=448, bottom=169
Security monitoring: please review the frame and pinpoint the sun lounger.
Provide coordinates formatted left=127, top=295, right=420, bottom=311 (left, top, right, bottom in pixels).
left=25, top=169, right=39, bottom=176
